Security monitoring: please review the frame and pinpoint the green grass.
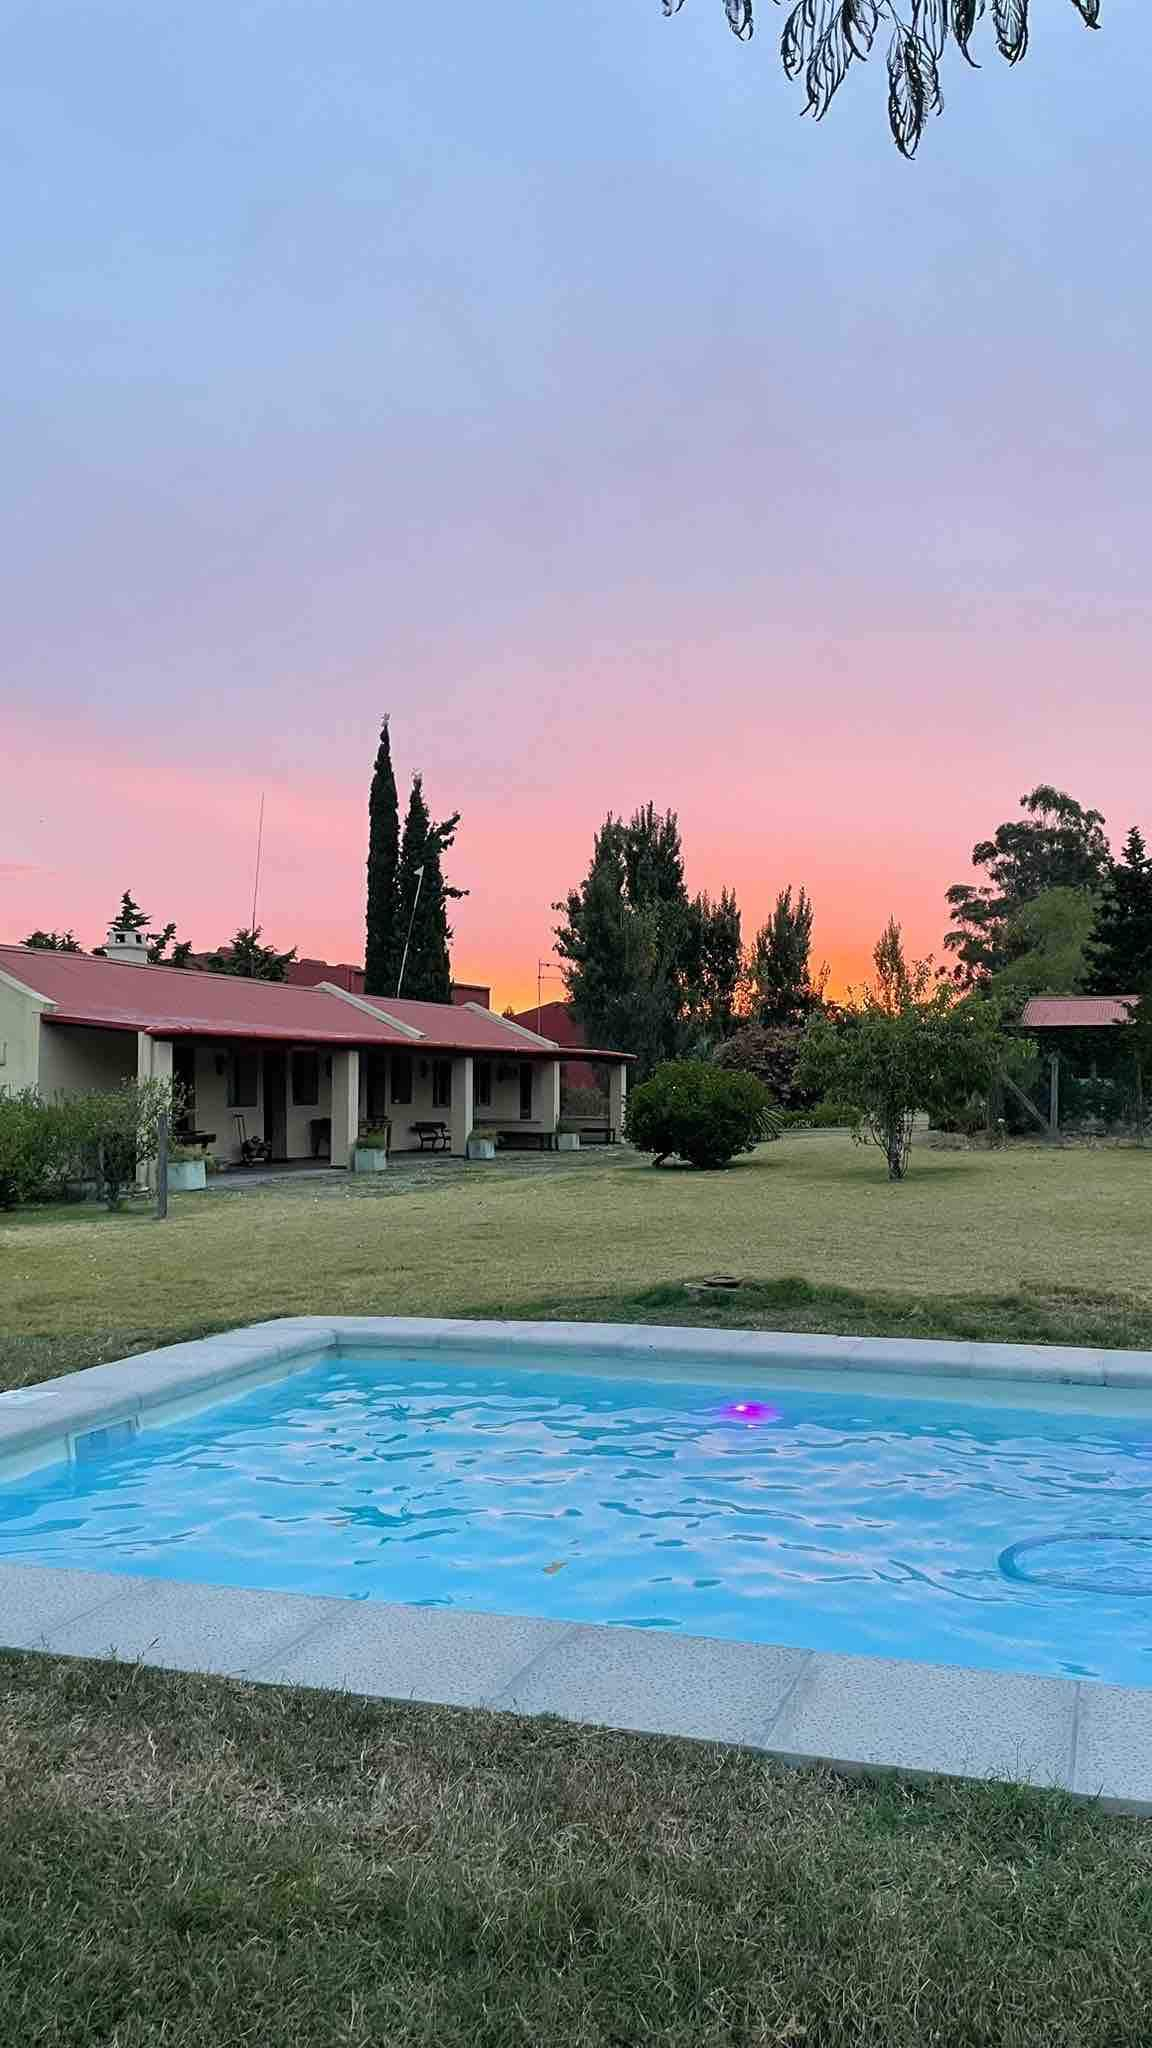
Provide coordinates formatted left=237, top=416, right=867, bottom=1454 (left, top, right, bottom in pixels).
left=3, top=1133, right=1151, bottom=1390
left=5, top=1134, right=1152, bottom=2043
left=3, top=1652, right=1152, bottom=2048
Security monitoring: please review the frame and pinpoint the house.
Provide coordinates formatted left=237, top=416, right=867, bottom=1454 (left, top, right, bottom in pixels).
left=0, top=935, right=629, bottom=1165
left=509, top=1001, right=604, bottom=1095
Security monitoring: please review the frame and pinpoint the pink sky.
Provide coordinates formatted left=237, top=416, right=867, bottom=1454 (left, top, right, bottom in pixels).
left=6, top=618, right=1149, bottom=1013
left=4, top=4, right=1147, bottom=1014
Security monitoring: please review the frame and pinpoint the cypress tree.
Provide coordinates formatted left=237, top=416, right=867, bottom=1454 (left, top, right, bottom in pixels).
left=1086, top=827, right=1152, bottom=994
left=364, top=718, right=401, bottom=997
left=395, top=775, right=464, bottom=1002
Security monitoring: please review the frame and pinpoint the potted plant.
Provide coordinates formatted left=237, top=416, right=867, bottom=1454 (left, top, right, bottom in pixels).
left=167, top=1144, right=207, bottom=1192
left=555, top=1120, right=581, bottom=1153
left=466, top=1129, right=497, bottom=1161
left=353, top=1125, right=390, bottom=1173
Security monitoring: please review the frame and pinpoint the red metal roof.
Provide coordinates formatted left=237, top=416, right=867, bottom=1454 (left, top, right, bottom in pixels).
left=1020, top=995, right=1137, bottom=1029
left=0, top=947, right=577, bottom=1055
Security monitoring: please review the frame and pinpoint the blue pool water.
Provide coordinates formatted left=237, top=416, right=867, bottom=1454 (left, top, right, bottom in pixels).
left=5, top=1353, right=1152, bottom=1684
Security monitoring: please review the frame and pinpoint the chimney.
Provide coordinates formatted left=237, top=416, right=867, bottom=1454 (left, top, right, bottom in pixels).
left=103, top=926, right=151, bottom=966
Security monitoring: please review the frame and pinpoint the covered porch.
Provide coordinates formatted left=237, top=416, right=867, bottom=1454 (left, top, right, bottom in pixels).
left=36, top=1020, right=628, bottom=1169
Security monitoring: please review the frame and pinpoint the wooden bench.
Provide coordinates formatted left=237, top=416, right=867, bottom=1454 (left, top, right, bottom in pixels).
left=493, top=1129, right=557, bottom=1152
left=410, top=1121, right=451, bottom=1152
left=573, top=1124, right=616, bottom=1146
left=176, top=1130, right=217, bottom=1153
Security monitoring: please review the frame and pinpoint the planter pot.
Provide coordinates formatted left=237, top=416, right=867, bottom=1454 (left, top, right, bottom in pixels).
left=168, top=1160, right=207, bottom=1192
left=467, top=1138, right=497, bottom=1161
left=353, top=1147, right=389, bottom=1173
left=555, top=1133, right=581, bottom=1152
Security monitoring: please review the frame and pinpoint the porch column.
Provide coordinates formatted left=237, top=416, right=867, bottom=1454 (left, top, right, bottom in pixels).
left=450, top=1055, right=474, bottom=1156
left=136, top=1035, right=173, bottom=1187
left=608, top=1062, right=628, bottom=1141
left=542, top=1057, right=561, bottom=1133
left=330, top=1048, right=360, bottom=1167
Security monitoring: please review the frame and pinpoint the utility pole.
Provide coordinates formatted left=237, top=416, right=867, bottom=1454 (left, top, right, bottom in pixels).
left=155, top=1110, right=169, bottom=1220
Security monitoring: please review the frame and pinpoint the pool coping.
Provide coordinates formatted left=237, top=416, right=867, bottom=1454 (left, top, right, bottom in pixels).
left=2, top=1315, right=1152, bottom=1810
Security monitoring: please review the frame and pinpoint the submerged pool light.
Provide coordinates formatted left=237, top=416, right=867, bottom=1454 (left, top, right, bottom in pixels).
left=723, top=1400, right=781, bottom=1424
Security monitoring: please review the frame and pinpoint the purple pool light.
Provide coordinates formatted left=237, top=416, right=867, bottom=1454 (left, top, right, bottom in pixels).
left=722, top=1400, right=782, bottom=1424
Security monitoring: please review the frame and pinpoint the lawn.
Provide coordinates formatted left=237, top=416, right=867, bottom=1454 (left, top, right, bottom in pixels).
left=3, top=1651, right=1152, bottom=2048
left=5, top=1132, right=1152, bottom=2046
left=2, top=1131, right=1151, bottom=1389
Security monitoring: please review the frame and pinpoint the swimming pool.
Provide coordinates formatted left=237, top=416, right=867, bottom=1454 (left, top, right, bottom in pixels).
left=4, top=1342, right=1152, bottom=1686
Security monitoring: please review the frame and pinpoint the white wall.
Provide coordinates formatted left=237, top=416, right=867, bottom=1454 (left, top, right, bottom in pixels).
left=182, top=1044, right=336, bottom=1162
left=37, top=1023, right=137, bottom=1096
left=0, top=977, right=47, bottom=1094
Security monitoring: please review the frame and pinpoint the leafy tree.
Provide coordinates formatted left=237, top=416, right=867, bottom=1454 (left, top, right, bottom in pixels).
left=202, top=926, right=298, bottom=981
left=555, top=806, right=713, bottom=1075
left=798, top=920, right=1010, bottom=1179
left=713, top=1022, right=819, bottom=1108
left=1086, top=827, right=1152, bottom=994
left=745, top=886, right=824, bottom=1026
left=665, top=1, right=1102, bottom=160
left=626, top=1059, right=780, bottom=1169
left=66, top=1079, right=176, bottom=1209
left=147, top=925, right=193, bottom=967
left=1117, top=977, right=1152, bottom=1141
left=987, top=887, right=1100, bottom=1002
left=684, top=888, right=744, bottom=1041
left=21, top=930, right=82, bottom=952
left=395, top=775, right=465, bottom=1002
left=944, top=787, right=1111, bottom=986
left=364, top=716, right=402, bottom=999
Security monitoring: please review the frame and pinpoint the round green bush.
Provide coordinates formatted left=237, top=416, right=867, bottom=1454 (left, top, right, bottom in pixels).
left=625, top=1061, right=779, bottom=1170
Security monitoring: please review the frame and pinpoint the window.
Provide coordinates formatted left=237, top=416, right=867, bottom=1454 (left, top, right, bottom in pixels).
left=291, top=1050, right=320, bottom=1106
left=432, top=1059, right=452, bottom=1109
left=519, top=1063, right=534, bottom=1120
left=390, top=1053, right=413, bottom=1105
left=474, top=1060, right=492, bottom=1108
left=227, top=1050, right=259, bottom=1108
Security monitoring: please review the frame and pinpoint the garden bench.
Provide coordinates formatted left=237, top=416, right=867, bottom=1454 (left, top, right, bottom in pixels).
left=494, top=1129, right=557, bottom=1151
left=410, top=1121, right=451, bottom=1152
left=574, top=1123, right=616, bottom=1145
left=176, top=1130, right=216, bottom=1152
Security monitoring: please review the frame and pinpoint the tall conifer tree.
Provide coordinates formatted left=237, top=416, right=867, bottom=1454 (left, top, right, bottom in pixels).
left=395, top=776, right=464, bottom=1002
left=1086, top=827, right=1152, bottom=994
left=364, top=718, right=401, bottom=997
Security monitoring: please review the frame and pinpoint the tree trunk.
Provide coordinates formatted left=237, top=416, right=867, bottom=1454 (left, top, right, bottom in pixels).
left=885, top=1116, right=907, bottom=1181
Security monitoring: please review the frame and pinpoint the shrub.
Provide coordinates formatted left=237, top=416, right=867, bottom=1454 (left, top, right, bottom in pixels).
left=356, top=1126, right=391, bottom=1151
left=0, top=1090, right=67, bottom=1207
left=712, top=1024, right=820, bottom=1109
left=626, top=1060, right=779, bottom=1169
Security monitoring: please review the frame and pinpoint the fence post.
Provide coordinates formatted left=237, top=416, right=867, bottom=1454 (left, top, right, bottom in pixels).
left=155, top=1110, right=169, bottom=1220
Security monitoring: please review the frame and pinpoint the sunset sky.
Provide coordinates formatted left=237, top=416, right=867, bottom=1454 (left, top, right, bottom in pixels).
left=5, top=2, right=1150, bottom=1009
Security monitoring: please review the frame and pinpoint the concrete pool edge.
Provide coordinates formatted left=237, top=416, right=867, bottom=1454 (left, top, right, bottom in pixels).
left=3, top=1314, right=1152, bottom=1807
left=4, top=1312, right=1151, bottom=1476
left=0, top=1557, right=1148, bottom=1809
